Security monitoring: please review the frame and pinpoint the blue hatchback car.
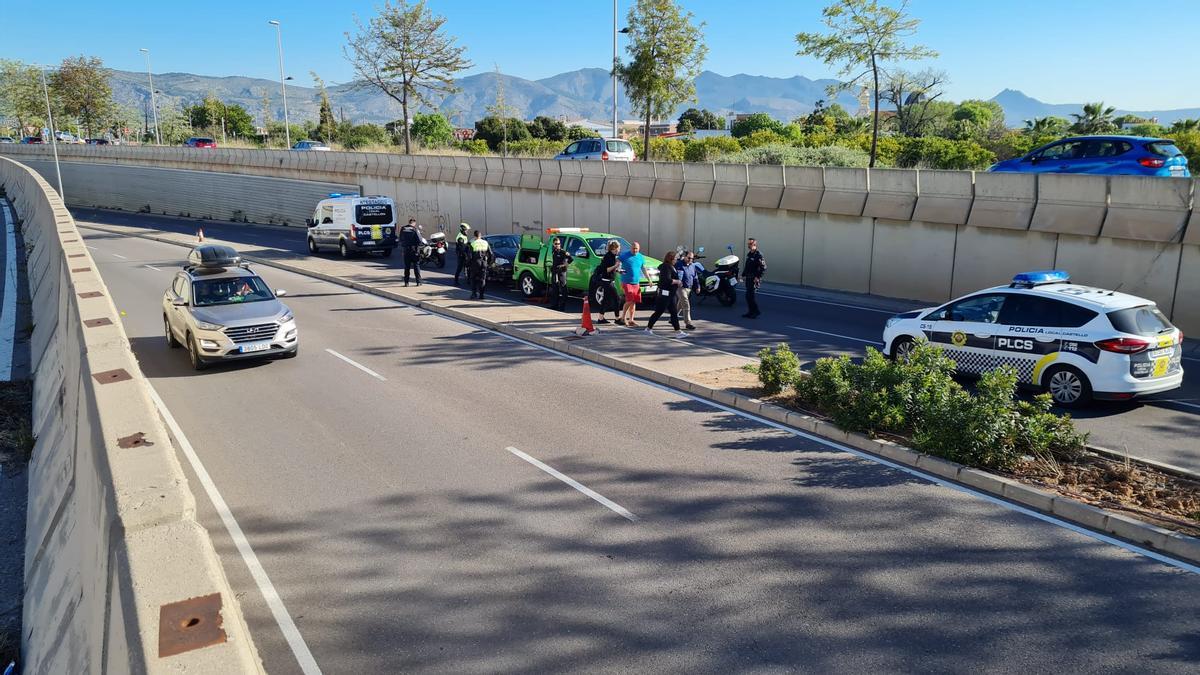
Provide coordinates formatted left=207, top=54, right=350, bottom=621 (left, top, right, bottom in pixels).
left=989, top=136, right=1190, bottom=177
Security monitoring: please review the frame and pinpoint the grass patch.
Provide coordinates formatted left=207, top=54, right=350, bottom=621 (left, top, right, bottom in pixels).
left=0, top=380, right=34, bottom=469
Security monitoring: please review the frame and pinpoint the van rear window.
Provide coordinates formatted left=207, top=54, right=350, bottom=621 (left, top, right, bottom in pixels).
left=1107, top=305, right=1174, bottom=336
left=355, top=203, right=393, bottom=225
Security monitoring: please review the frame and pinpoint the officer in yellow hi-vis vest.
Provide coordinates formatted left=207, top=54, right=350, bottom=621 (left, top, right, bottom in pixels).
left=468, top=230, right=493, bottom=299
left=453, top=222, right=470, bottom=286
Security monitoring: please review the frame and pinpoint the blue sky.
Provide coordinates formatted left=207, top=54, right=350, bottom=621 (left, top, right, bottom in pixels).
left=7, top=0, right=1198, bottom=110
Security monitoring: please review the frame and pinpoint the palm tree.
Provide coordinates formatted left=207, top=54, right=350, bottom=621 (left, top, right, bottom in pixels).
left=1168, top=118, right=1199, bottom=135
left=1070, top=102, right=1117, bottom=134
left=1023, top=116, right=1067, bottom=136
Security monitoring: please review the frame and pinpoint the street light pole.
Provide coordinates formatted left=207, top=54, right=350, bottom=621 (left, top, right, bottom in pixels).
left=139, top=48, right=161, bottom=145
left=36, top=66, right=64, bottom=199
left=268, top=20, right=291, bottom=148
left=612, top=0, right=618, bottom=139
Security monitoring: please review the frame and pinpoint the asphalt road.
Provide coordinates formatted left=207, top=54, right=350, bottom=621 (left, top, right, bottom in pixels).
left=73, top=208, right=1200, bottom=475
left=77, top=225, right=1200, bottom=673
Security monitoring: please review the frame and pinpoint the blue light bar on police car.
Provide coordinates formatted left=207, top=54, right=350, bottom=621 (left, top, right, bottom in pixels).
left=327, top=192, right=360, bottom=198
left=1011, top=270, right=1070, bottom=288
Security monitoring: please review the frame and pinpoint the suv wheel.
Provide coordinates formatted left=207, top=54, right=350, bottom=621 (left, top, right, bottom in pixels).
left=165, top=315, right=180, bottom=348
left=519, top=272, right=544, bottom=299
left=339, top=239, right=351, bottom=258
left=1043, top=365, right=1092, bottom=407
left=307, top=237, right=320, bottom=254
left=187, top=333, right=208, bottom=371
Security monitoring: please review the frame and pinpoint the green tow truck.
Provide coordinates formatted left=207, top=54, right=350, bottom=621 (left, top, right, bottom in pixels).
left=512, top=228, right=662, bottom=306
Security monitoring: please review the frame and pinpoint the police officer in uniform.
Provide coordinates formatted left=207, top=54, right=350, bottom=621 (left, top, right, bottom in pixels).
left=741, top=237, right=765, bottom=318
left=468, top=230, right=493, bottom=299
left=453, top=222, right=470, bottom=285
left=400, top=218, right=422, bottom=287
left=548, top=236, right=573, bottom=310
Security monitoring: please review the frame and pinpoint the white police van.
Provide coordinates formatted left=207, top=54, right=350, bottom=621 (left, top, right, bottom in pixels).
left=306, top=193, right=398, bottom=259
left=882, top=271, right=1184, bottom=406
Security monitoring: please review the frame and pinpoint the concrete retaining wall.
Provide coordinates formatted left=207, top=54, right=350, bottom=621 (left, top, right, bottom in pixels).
left=1, top=156, right=261, bottom=673
left=2, top=145, right=1197, bottom=333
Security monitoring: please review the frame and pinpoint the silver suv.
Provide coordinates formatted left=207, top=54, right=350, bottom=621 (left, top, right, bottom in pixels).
left=163, top=245, right=299, bottom=370
left=554, top=137, right=636, bottom=161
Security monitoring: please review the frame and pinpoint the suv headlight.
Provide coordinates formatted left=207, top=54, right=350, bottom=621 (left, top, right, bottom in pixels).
left=278, top=310, right=294, bottom=323
left=194, top=320, right=224, bottom=331
left=494, top=257, right=510, bottom=266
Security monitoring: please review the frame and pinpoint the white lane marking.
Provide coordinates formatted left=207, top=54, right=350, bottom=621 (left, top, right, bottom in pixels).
left=112, top=253, right=127, bottom=259
left=1150, top=399, right=1200, bottom=412
left=324, top=348, right=387, bottom=381
left=144, top=264, right=163, bottom=272
left=1183, top=356, right=1199, bottom=363
left=146, top=383, right=323, bottom=674
left=426, top=310, right=1199, bottom=575
left=86, top=245, right=98, bottom=250
left=786, top=325, right=883, bottom=346
left=757, top=290, right=900, bottom=314
left=505, top=446, right=639, bottom=522
left=0, top=203, right=16, bottom=380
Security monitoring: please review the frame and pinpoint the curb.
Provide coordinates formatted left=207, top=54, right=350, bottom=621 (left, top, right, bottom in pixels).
left=82, top=223, right=1200, bottom=569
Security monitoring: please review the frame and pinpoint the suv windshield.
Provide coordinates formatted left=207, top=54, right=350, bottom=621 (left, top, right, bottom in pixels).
left=1146, top=142, right=1183, bottom=157
left=355, top=203, right=393, bottom=225
left=1107, top=305, right=1175, bottom=336
left=192, top=276, right=275, bottom=307
left=587, top=236, right=632, bottom=255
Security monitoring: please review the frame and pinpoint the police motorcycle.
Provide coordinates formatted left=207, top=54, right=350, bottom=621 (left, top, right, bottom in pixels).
left=418, top=224, right=448, bottom=268
left=690, top=244, right=739, bottom=307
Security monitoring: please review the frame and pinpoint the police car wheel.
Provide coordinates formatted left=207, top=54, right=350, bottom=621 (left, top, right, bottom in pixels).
left=307, top=237, right=319, bottom=254
left=891, top=337, right=916, bottom=361
left=164, top=316, right=180, bottom=348
left=1043, top=365, right=1092, bottom=407
left=339, top=240, right=350, bottom=258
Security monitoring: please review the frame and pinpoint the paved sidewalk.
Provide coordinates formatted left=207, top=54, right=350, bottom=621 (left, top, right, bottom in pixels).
left=80, top=221, right=755, bottom=383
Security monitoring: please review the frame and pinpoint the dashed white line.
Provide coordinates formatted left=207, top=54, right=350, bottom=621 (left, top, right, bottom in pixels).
left=1150, top=399, right=1200, bottom=412
left=324, top=348, right=387, bottom=381
left=144, top=264, right=163, bottom=272
left=146, top=383, right=323, bottom=674
left=86, top=245, right=98, bottom=251
left=786, top=325, right=883, bottom=346
left=505, top=446, right=639, bottom=522
left=112, top=253, right=127, bottom=259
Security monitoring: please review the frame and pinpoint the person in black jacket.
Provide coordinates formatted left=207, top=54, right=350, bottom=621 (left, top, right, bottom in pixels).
left=741, top=237, right=765, bottom=318
left=453, top=222, right=470, bottom=285
left=400, top=218, right=422, bottom=287
left=644, top=250, right=688, bottom=338
left=589, top=240, right=622, bottom=324
left=548, top=237, right=573, bottom=311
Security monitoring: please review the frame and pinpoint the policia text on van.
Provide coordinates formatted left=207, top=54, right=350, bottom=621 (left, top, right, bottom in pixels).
left=307, top=193, right=399, bottom=258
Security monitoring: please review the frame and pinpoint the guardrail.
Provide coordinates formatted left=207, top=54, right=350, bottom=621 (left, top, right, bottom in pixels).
left=2, top=144, right=1197, bottom=334
left=0, top=156, right=261, bottom=673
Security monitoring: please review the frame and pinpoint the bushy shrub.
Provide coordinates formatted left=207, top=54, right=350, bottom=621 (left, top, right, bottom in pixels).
left=731, top=112, right=786, bottom=138
left=340, top=123, right=391, bottom=149
left=739, top=129, right=789, bottom=149
left=756, top=343, right=801, bottom=395
left=841, top=133, right=900, bottom=167
left=1170, top=130, right=1200, bottom=166
left=456, top=139, right=490, bottom=155
left=896, top=137, right=997, bottom=170
left=791, top=340, right=1086, bottom=471
left=718, top=143, right=870, bottom=167
left=684, top=136, right=741, bottom=162
left=631, top=136, right=686, bottom=162
left=503, top=138, right=564, bottom=158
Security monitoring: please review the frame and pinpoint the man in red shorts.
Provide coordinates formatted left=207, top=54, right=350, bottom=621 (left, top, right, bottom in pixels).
left=617, top=241, right=649, bottom=327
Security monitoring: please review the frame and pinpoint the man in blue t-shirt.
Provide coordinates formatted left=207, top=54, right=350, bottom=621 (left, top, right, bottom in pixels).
left=617, top=241, right=648, bottom=326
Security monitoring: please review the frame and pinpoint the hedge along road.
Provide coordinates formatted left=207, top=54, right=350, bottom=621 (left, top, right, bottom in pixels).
left=71, top=207, right=1200, bottom=475
left=79, top=226, right=1200, bottom=672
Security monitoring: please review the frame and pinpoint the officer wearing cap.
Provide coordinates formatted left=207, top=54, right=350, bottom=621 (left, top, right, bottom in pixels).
left=453, top=222, right=470, bottom=285
left=468, top=230, right=493, bottom=299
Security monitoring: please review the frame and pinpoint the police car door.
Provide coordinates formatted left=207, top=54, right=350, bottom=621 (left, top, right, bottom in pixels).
left=924, top=293, right=1009, bottom=375
left=996, top=295, right=1099, bottom=385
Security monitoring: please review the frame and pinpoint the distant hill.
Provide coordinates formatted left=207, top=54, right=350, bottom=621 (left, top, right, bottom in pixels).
left=107, top=67, right=861, bottom=127
left=988, top=89, right=1200, bottom=127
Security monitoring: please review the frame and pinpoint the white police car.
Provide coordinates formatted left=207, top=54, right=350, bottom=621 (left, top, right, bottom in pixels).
left=882, top=271, right=1184, bottom=406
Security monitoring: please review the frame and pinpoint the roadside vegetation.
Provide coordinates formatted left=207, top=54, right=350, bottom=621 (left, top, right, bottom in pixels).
left=748, top=341, right=1200, bottom=533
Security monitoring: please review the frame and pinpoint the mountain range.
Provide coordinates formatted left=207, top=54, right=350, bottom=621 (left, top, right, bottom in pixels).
left=107, top=67, right=1200, bottom=129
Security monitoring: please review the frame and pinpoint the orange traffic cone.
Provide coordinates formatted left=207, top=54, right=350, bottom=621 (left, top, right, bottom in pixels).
left=197, top=227, right=205, bottom=242
left=577, top=297, right=596, bottom=336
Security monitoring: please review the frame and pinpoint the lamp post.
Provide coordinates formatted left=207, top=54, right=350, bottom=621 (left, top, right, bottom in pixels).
left=139, top=48, right=161, bottom=145
left=33, top=65, right=64, bottom=199
left=268, top=20, right=291, bottom=148
left=612, top=2, right=630, bottom=139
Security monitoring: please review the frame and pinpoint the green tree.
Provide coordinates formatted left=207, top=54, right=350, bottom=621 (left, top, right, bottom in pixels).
left=796, top=0, right=936, bottom=167
left=223, top=103, right=255, bottom=139
left=678, top=107, right=724, bottom=130
left=0, top=60, right=45, bottom=136
left=339, top=122, right=391, bottom=149
left=565, top=125, right=599, bottom=141
left=879, top=68, right=947, bottom=137
left=1168, top=119, right=1199, bottom=134
left=474, top=116, right=531, bottom=151
left=731, top=112, right=785, bottom=138
left=1023, top=116, right=1068, bottom=137
left=344, top=0, right=472, bottom=154
left=411, top=111, right=454, bottom=146
left=616, top=0, right=708, bottom=159
left=526, top=115, right=568, bottom=141
left=50, top=55, right=115, bottom=138
left=311, top=72, right=338, bottom=143
left=1070, top=102, right=1117, bottom=135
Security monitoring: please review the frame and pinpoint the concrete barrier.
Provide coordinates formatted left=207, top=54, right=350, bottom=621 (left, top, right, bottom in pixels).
left=652, top=163, right=685, bottom=201
left=744, top=165, right=784, bottom=209
left=818, top=167, right=867, bottom=216
left=1171, top=244, right=1200, bottom=335
left=950, top=226, right=1057, bottom=298
left=968, top=172, right=1034, bottom=231
left=1054, top=235, right=1182, bottom=316
left=915, top=170, right=974, bottom=225
left=711, top=164, right=748, bottom=206
left=863, top=168, right=917, bottom=221
left=626, top=162, right=657, bottom=199
left=780, top=166, right=823, bottom=212
left=680, top=163, right=716, bottom=202
left=1102, top=176, right=1192, bottom=242
left=1, top=156, right=262, bottom=672
left=802, top=213, right=873, bottom=293
left=1031, top=174, right=1107, bottom=236
left=869, top=219, right=956, bottom=302
left=602, top=160, right=631, bottom=196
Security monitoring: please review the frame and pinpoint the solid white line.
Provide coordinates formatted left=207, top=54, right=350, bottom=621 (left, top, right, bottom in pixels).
left=144, top=264, right=162, bottom=272
left=146, top=383, right=323, bottom=674
left=324, top=348, right=386, bottom=381
left=112, top=253, right=127, bottom=259
left=505, top=446, right=639, bottom=522
left=1150, top=399, right=1200, bottom=412
left=0, top=203, right=16, bottom=380
left=786, top=325, right=883, bottom=346
left=1183, top=356, right=1199, bottom=363
left=757, top=290, right=900, bottom=314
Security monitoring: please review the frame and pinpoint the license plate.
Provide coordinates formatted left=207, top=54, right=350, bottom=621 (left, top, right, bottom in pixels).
left=371, top=225, right=383, bottom=240
left=1152, top=357, right=1170, bottom=378
left=361, top=240, right=375, bottom=246
left=1148, top=347, right=1174, bottom=359
left=644, top=285, right=658, bottom=293
left=1170, top=167, right=1184, bottom=176
left=239, top=342, right=271, bottom=353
